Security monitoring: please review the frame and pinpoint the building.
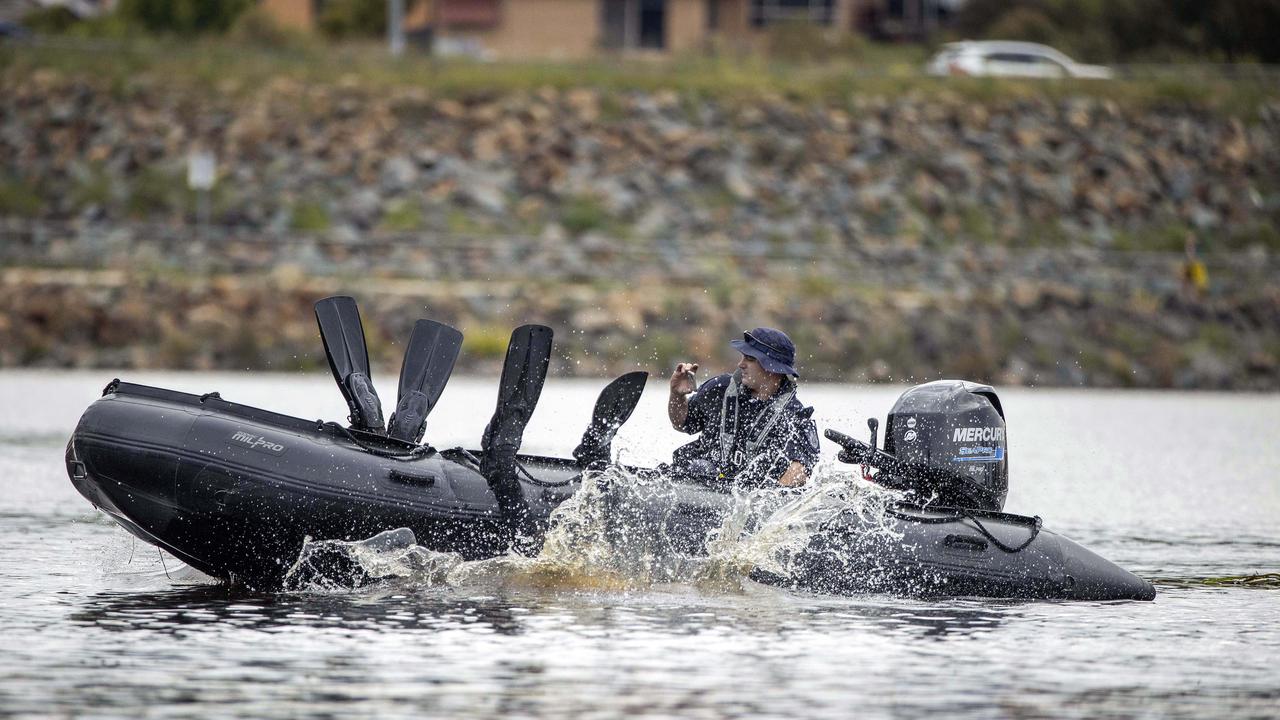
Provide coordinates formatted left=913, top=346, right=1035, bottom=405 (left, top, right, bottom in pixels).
left=260, top=0, right=433, bottom=35
left=259, top=0, right=957, bottom=59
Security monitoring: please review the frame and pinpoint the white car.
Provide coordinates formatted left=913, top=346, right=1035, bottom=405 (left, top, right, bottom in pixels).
left=926, top=41, right=1114, bottom=80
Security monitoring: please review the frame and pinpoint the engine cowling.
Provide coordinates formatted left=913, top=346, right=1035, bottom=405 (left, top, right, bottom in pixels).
left=883, top=380, right=1008, bottom=511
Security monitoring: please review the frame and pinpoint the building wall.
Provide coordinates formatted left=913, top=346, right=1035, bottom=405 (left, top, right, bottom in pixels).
left=448, top=0, right=600, bottom=60
left=715, top=0, right=750, bottom=36
left=833, top=0, right=858, bottom=31
left=260, top=0, right=431, bottom=32
left=707, top=0, right=869, bottom=51
left=713, top=0, right=765, bottom=52
left=666, top=0, right=708, bottom=53
left=260, top=0, right=874, bottom=58
left=405, top=1, right=431, bottom=29
left=260, top=0, right=314, bottom=30
left=455, top=0, right=744, bottom=60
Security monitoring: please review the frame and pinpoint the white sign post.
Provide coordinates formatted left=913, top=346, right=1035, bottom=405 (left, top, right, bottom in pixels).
left=187, top=150, right=216, bottom=238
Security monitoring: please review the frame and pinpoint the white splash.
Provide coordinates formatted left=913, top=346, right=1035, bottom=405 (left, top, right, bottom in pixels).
left=283, top=465, right=907, bottom=594
left=282, top=528, right=463, bottom=591
left=702, top=463, right=906, bottom=583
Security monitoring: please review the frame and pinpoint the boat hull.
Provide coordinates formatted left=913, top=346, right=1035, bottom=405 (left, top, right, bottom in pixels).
left=66, top=381, right=1154, bottom=600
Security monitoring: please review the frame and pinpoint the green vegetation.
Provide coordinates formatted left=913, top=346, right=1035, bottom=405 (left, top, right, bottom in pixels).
left=1194, top=323, right=1237, bottom=355
left=0, top=176, right=43, bottom=217
left=20, top=5, right=80, bottom=34
left=318, top=0, right=423, bottom=39
left=797, top=274, right=837, bottom=300
left=763, top=21, right=866, bottom=64
left=2, top=36, right=1276, bottom=118
left=1022, top=220, right=1075, bottom=248
left=955, top=0, right=1280, bottom=63
left=379, top=199, right=423, bottom=232
left=1224, top=220, right=1280, bottom=253
left=128, top=165, right=184, bottom=217
left=641, top=330, right=684, bottom=374
left=3, top=0, right=1273, bottom=119
left=445, top=207, right=491, bottom=236
left=23, top=0, right=1278, bottom=64
left=115, top=0, right=254, bottom=36
left=316, top=0, right=388, bottom=39
left=24, top=0, right=413, bottom=43
left=690, top=188, right=738, bottom=214
left=1111, top=323, right=1157, bottom=358
left=561, top=195, right=611, bottom=237
left=1111, top=223, right=1185, bottom=252
left=228, top=6, right=311, bottom=49
left=289, top=199, right=331, bottom=232
left=70, top=162, right=116, bottom=210
left=462, top=324, right=511, bottom=360
left=1157, top=573, right=1280, bottom=588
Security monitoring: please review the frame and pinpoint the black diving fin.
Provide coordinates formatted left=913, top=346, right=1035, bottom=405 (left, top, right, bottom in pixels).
left=387, top=319, right=463, bottom=444
left=481, top=324, right=553, bottom=464
left=480, top=324, right=553, bottom=554
left=315, top=296, right=385, bottom=433
left=572, top=371, right=648, bottom=468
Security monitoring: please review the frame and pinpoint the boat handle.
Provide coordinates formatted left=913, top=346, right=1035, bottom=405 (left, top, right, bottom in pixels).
left=944, top=534, right=988, bottom=552
left=387, top=469, right=436, bottom=487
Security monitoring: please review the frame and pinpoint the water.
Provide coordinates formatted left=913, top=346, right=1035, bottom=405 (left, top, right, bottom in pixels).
left=2, top=370, right=1278, bottom=718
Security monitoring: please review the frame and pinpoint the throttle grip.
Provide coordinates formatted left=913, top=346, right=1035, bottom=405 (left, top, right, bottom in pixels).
left=824, top=429, right=871, bottom=464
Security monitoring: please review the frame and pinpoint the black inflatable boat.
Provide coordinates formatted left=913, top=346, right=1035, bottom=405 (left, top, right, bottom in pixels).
left=65, top=297, right=1155, bottom=601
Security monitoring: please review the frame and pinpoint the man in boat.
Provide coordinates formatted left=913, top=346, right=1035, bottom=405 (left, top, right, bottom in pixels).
left=666, top=327, right=820, bottom=488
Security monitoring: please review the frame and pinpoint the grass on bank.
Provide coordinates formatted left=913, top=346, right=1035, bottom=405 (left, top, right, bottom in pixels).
left=1156, top=573, right=1280, bottom=589
left=2, top=36, right=1278, bottom=118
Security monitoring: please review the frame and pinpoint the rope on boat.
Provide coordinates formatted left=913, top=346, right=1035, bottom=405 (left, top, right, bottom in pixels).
left=326, top=423, right=433, bottom=459
left=884, top=504, right=1043, bottom=554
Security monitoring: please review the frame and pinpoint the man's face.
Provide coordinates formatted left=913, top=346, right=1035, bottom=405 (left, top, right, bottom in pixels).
left=737, top=353, right=776, bottom=392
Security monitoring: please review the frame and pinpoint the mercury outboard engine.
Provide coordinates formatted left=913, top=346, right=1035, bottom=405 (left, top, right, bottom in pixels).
left=825, top=380, right=1009, bottom=511
left=884, top=380, right=1008, bottom=510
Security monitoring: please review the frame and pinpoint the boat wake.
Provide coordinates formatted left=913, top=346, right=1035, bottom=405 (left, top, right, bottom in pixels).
left=282, top=465, right=907, bottom=594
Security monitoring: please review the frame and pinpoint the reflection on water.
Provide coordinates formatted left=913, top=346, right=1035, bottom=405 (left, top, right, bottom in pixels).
left=7, top=514, right=1280, bottom=719
left=74, top=585, right=530, bottom=637
left=73, top=582, right=1014, bottom=643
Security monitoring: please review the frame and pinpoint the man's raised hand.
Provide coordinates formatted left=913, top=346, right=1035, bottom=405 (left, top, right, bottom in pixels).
left=669, top=362, right=699, bottom=396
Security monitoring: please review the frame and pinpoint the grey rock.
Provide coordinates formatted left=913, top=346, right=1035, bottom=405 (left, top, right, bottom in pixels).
left=634, top=203, right=674, bottom=238
left=723, top=162, right=755, bottom=201
left=596, top=177, right=639, bottom=216
left=346, top=188, right=382, bottom=226
left=380, top=156, right=418, bottom=192
left=1184, top=349, right=1235, bottom=389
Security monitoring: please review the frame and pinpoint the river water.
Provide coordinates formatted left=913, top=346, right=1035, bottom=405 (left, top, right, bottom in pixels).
left=2, top=370, right=1277, bottom=718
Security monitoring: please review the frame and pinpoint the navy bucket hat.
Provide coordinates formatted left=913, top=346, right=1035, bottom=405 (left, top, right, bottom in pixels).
left=730, top=327, right=799, bottom=378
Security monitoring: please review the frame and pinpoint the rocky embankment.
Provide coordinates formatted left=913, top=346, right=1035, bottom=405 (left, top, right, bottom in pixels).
left=1, top=74, right=1278, bottom=389
left=6, top=73, right=1279, bottom=247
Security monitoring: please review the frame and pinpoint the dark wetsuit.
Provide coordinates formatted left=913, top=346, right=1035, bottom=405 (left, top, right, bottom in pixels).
left=671, top=372, right=820, bottom=488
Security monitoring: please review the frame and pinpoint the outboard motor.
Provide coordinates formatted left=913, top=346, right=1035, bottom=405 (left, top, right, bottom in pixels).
left=882, top=380, right=1008, bottom=511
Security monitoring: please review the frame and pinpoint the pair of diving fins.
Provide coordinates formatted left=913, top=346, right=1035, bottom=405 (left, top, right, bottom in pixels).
left=316, top=296, right=463, bottom=444
left=314, top=296, right=646, bottom=465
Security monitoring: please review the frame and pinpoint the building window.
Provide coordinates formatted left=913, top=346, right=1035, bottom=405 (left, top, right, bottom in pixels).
left=600, top=0, right=666, bottom=50
left=750, top=0, right=835, bottom=27
left=638, top=0, right=665, bottom=48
